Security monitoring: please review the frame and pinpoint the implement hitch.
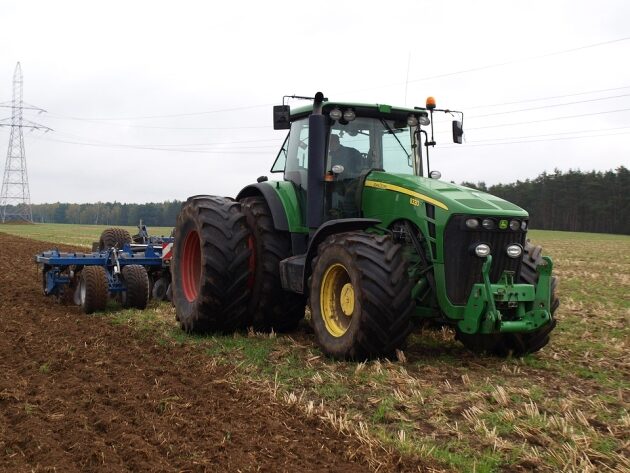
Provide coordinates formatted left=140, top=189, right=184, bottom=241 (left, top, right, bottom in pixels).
left=458, top=254, right=553, bottom=335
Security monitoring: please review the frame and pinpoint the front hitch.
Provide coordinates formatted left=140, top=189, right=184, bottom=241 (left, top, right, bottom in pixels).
left=458, top=254, right=553, bottom=335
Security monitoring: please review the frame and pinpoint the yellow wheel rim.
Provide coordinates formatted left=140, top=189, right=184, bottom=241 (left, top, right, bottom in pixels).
left=320, top=263, right=355, bottom=337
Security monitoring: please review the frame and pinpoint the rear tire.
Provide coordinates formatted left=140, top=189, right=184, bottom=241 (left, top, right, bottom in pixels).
left=121, top=265, right=150, bottom=309
left=172, top=196, right=251, bottom=333
left=240, top=196, right=304, bottom=332
left=456, top=240, right=559, bottom=356
left=78, top=266, right=108, bottom=314
left=309, top=232, right=413, bottom=360
left=99, top=227, right=132, bottom=251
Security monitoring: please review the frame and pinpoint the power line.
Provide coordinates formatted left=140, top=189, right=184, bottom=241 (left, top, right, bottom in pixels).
left=48, top=129, right=283, bottom=148
left=36, top=119, right=630, bottom=155
left=468, top=93, right=630, bottom=119
left=442, top=130, right=630, bottom=148
left=464, top=84, right=630, bottom=109
left=467, top=107, right=630, bottom=130
left=41, top=116, right=268, bottom=131
left=463, top=125, right=630, bottom=142
left=29, top=134, right=274, bottom=154
left=46, top=103, right=273, bottom=121
left=35, top=108, right=630, bottom=151
left=407, top=37, right=630, bottom=85
left=348, top=35, right=630, bottom=94
left=40, top=85, right=630, bottom=133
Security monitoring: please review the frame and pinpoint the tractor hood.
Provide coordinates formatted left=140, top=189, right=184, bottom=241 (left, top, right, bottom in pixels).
left=365, top=172, right=528, bottom=217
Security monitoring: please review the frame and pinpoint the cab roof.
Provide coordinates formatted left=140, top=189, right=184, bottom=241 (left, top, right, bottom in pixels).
left=289, top=101, right=428, bottom=120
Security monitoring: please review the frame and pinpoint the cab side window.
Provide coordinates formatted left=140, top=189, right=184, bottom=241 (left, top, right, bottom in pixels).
left=270, top=133, right=289, bottom=173
left=284, top=118, right=309, bottom=190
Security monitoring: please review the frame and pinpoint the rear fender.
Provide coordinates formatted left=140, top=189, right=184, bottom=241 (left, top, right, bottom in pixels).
left=236, top=183, right=289, bottom=231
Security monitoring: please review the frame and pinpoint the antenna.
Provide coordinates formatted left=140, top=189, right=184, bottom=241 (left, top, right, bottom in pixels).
left=404, top=52, right=411, bottom=106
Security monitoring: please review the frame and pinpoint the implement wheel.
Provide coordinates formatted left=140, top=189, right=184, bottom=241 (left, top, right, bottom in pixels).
left=78, top=266, right=108, bottom=314
left=151, top=276, right=169, bottom=301
left=121, top=265, right=150, bottom=310
left=456, top=240, right=559, bottom=356
left=309, top=232, right=413, bottom=360
left=99, top=227, right=132, bottom=251
left=240, top=196, right=304, bottom=332
left=172, top=195, right=251, bottom=333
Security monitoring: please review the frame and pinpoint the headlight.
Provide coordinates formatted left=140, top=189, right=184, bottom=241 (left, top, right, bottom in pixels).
left=329, top=108, right=342, bottom=120
left=465, top=218, right=479, bottom=229
left=509, top=219, right=520, bottom=231
left=506, top=244, right=523, bottom=258
left=407, top=114, right=418, bottom=127
left=482, top=218, right=496, bottom=230
left=419, top=115, right=430, bottom=126
left=343, top=108, right=356, bottom=121
left=521, top=220, right=528, bottom=231
left=474, top=243, right=491, bottom=257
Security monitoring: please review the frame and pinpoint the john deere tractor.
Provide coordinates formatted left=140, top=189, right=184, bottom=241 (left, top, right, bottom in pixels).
left=171, top=92, right=558, bottom=360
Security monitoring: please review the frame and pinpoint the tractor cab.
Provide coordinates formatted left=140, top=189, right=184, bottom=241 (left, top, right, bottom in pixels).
left=271, top=94, right=464, bottom=229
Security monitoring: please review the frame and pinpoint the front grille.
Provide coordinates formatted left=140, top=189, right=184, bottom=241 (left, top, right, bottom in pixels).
left=444, top=215, right=526, bottom=305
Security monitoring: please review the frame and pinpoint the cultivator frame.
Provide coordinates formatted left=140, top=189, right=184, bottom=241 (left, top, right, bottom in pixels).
left=36, top=244, right=166, bottom=296
left=35, top=238, right=173, bottom=313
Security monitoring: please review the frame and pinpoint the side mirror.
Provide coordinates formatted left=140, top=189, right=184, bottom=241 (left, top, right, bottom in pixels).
left=273, top=105, right=291, bottom=130
left=452, top=120, right=464, bottom=144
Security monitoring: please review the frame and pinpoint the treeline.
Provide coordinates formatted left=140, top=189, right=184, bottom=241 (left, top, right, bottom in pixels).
left=3, top=167, right=629, bottom=235
left=462, top=167, right=629, bottom=235
left=25, top=201, right=183, bottom=227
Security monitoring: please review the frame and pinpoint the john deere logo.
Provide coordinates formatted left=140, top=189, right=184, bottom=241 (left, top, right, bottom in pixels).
left=499, top=219, right=508, bottom=230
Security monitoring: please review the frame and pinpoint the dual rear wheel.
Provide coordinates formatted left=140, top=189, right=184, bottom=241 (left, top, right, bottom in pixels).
left=171, top=195, right=304, bottom=333
left=172, top=196, right=412, bottom=359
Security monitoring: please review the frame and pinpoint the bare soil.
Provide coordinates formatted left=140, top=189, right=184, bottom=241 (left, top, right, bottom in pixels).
left=0, top=233, right=422, bottom=472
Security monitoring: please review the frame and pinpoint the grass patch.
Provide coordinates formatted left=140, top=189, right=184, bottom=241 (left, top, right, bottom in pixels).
left=0, top=222, right=173, bottom=248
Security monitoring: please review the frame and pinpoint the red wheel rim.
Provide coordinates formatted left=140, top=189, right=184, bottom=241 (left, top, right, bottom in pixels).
left=182, top=230, right=201, bottom=302
left=247, top=235, right=256, bottom=290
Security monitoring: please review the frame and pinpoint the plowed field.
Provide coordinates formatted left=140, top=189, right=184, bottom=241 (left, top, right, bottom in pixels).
left=0, top=233, right=410, bottom=472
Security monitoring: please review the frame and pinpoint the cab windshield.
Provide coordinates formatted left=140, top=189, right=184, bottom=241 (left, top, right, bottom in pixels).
left=274, top=114, right=419, bottom=222
left=328, top=117, right=415, bottom=178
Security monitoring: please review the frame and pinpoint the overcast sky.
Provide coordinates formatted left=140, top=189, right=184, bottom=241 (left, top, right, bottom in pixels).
left=1, top=0, right=629, bottom=204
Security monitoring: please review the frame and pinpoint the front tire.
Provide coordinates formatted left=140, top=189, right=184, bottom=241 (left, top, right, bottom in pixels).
left=171, top=196, right=251, bottom=333
left=309, top=232, right=413, bottom=360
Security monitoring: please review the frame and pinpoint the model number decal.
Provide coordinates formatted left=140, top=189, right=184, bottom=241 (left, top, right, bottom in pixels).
left=409, top=197, right=420, bottom=207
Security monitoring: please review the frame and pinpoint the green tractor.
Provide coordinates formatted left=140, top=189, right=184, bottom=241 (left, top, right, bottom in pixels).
left=171, top=92, right=558, bottom=360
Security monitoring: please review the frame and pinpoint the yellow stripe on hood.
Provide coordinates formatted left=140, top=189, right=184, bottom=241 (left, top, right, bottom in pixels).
left=364, top=180, right=449, bottom=211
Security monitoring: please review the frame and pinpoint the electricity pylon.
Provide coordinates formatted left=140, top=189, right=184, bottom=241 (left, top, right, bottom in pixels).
left=0, top=62, right=51, bottom=222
